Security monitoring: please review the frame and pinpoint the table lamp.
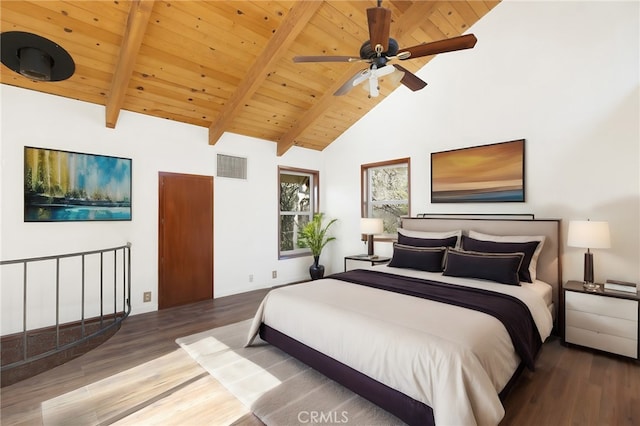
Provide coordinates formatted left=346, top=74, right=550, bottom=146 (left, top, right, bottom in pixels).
left=360, top=218, right=383, bottom=256
left=567, top=220, right=611, bottom=290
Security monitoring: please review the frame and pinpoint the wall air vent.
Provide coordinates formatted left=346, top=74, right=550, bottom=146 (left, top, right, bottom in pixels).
left=216, top=154, right=247, bottom=180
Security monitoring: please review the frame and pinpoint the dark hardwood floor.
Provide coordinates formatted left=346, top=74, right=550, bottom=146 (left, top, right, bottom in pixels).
left=1, top=287, right=638, bottom=425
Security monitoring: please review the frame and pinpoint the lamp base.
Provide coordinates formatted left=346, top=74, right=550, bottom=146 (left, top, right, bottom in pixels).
left=581, top=251, right=598, bottom=291
left=367, top=234, right=374, bottom=256
left=583, top=282, right=599, bottom=292
left=583, top=251, right=594, bottom=283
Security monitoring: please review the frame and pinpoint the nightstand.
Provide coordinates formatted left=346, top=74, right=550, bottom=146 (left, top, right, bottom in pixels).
left=344, top=254, right=391, bottom=272
left=564, top=280, right=639, bottom=359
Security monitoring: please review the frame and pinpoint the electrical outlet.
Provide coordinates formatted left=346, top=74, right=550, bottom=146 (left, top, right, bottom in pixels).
left=143, top=291, right=151, bottom=302
left=249, top=274, right=254, bottom=282
left=272, top=270, right=277, bottom=279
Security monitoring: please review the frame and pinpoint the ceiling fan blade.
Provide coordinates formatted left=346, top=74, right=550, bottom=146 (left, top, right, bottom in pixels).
left=334, top=69, right=369, bottom=96
left=392, top=64, right=427, bottom=91
left=398, top=34, right=477, bottom=60
left=293, top=55, right=362, bottom=63
left=366, top=6, right=391, bottom=53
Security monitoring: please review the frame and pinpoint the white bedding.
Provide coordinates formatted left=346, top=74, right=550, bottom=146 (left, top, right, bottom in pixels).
left=247, top=265, right=553, bottom=426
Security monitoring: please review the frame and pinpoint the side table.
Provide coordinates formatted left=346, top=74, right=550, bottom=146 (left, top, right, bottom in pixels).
left=563, top=280, right=639, bottom=359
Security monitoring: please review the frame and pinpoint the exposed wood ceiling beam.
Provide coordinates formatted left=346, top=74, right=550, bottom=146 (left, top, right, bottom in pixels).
left=105, top=0, right=154, bottom=129
left=277, top=1, right=440, bottom=156
left=208, top=0, right=323, bottom=146
left=276, top=62, right=362, bottom=156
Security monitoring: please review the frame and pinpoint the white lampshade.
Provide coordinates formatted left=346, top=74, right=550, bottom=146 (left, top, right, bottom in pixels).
left=360, top=218, right=383, bottom=235
left=567, top=220, right=611, bottom=249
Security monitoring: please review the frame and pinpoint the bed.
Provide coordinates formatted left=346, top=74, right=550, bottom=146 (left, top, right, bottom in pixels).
left=247, top=217, right=562, bottom=425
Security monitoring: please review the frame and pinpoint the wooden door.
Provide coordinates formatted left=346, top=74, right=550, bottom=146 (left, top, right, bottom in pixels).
left=158, top=172, right=213, bottom=309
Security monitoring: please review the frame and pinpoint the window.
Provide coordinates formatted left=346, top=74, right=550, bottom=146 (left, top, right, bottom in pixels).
left=279, top=167, right=319, bottom=258
left=361, top=158, right=410, bottom=237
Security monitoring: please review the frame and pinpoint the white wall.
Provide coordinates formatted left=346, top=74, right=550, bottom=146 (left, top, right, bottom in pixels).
left=0, top=86, right=322, bottom=334
left=323, top=0, right=640, bottom=285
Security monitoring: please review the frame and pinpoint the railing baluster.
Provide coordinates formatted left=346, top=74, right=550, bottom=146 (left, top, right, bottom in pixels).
left=22, top=262, right=28, bottom=363
left=100, top=252, right=104, bottom=329
left=113, top=250, right=117, bottom=323
left=56, top=258, right=60, bottom=350
left=81, top=255, right=85, bottom=338
left=127, top=244, right=132, bottom=312
left=122, top=248, right=126, bottom=318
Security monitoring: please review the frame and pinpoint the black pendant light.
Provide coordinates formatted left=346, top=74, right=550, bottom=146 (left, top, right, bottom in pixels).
left=1, top=31, right=75, bottom=81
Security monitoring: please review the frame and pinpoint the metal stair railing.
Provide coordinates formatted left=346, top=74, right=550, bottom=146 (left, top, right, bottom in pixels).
left=0, top=243, right=131, bottom=372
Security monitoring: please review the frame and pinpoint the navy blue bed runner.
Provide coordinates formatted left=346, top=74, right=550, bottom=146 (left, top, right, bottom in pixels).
left=328, top=269, right=542, bottom=370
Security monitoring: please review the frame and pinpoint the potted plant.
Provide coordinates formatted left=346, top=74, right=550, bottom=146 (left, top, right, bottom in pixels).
left=297, top=213, right=337, bottom=280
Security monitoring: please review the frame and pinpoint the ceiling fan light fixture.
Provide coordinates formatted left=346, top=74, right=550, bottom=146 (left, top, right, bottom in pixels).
left=1, top=31, right=75, bottom=82
left=353, top=69, right=371, bottom=87
left=375, top=64, right=395, bottom=77
left=368, top=75, right=379, bottom=98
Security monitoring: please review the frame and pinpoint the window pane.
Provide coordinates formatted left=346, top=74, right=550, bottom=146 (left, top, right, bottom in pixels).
left=280, top=173, right=310, bottom=212
left=280, top=214, right=295, bottom=251
left=370, top=166, right=408, bottom=202
left=279, top=213, right=311, bottom=252
left=294, top=215, right=311, bottom=251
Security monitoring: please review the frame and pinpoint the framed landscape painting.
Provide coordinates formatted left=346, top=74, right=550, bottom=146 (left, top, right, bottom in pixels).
left=431, top=139, right=525, bottom=203
left=24, top=147, right=132, bottom=222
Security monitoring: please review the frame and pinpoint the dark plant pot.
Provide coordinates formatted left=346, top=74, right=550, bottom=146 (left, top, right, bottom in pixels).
left=309, top=255, right=325, bottom=280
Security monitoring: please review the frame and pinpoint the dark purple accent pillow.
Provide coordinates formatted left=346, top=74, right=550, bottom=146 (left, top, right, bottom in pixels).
left=388, top=244, right=446, bottom=272
left=397, top=233, right=458, bottom=248
left=443, top=248, right=524, bottom=286
left=461, top=235, right=540, bottom=283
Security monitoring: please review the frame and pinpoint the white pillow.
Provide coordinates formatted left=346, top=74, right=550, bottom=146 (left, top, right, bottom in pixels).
left=468, top=230, right=545, bottom=282
left=397, top=228, right=462, bottom=248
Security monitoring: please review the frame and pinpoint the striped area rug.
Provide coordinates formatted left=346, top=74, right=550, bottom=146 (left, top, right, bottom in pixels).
left=176, top=320, right=404, bottom=426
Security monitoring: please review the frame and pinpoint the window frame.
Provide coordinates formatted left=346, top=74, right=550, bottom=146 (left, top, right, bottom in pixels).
left=278, top=166, right=319, bottom=259
left=361, top=158, right=411, bottom=241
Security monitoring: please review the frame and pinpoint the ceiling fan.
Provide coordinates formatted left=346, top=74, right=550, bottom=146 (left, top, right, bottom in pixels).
left=293, top=0, right=477, bottom=98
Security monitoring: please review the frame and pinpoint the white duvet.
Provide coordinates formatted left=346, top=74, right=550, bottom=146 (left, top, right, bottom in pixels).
left=246, top=265, right=553, bottom=426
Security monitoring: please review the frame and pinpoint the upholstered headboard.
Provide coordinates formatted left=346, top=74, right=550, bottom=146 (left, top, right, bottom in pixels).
left=400, top=217, right=562, bottom=313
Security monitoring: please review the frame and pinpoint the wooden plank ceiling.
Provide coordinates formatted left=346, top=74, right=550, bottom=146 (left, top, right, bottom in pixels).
left=1, top=0, right=499, bottom=155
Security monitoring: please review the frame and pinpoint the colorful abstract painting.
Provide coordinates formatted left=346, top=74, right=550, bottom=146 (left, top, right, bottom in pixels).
left=24, top=147, right=132, bottom=221
left=431, top=140, right=525, bottom=203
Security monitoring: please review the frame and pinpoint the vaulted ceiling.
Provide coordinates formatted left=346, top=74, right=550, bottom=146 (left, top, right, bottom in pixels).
left=1, top=1, right=499, bottom=155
